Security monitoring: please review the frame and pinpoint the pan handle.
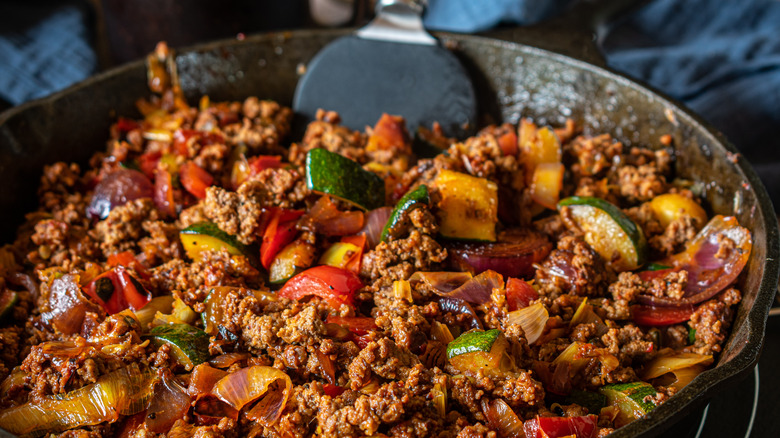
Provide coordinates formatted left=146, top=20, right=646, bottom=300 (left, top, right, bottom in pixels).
left=480, top=0, right=649, bottom=68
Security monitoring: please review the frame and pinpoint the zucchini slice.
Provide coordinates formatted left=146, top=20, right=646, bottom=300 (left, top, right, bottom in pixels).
left=305, top=148, right=385, bottom=211
left=433, top=170, right=498, bottom=242
left=446, top=329, right=513, bottom=377
left=599, top=381, right=658, bottom=426
left=381, top=184, right=429, bottom=242
left=149, top=323, right=210, bottom=370
left=558, top=196, right=647, bottom=271
left=269, top=240, right=316, bottom=284
left=180, top=222, right=251, bottom=262
left=0, top=290, right=19, bottom=323
left=447, top=329, right=502, bottom=359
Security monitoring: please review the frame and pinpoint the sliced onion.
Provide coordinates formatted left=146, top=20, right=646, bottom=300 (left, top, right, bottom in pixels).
left=188, top=363, right=228, bottom=399
left=481, top=398, right=525, bottom=438
left=309, top=196, right=365, bottom=236
left=359, top=206, right=393, bottom=249
left=507, top=302, right=548, bottom=345
left=570, top=298, right=608, bottom=336
left=133, top=295, right=174, bottom=330
left=642, top=352, right=713, bottom=380
left=212, top=366, right=292, bottom=425
left=146, top=370, right=192, bottom=433
left=432, top=382, right=447, bottom=418
left=0, top=364, right=154, bottom=436
left=430, top=321, right=455, bottom=344
left=315, top=349, right=337, bottom=385
left=209, top=353, right=250, bottom=369
left=411, top=270, right=503, bottom=304
left=438, top=297, right=483, bottom=330
left=637, top=215, right=751, bottom=306
left=655, top=364, right=708, bottom=390
left=87, top=168, right=154, bottom=220
left=447, top=228, right=552, bottom=279
left=40, top=273, right=102, bottom=335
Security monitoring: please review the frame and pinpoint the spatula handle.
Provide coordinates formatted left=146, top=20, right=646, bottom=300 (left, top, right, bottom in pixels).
left=356, top=0, right=436, bottom=45
left=374, top=0, right=426, bottom=16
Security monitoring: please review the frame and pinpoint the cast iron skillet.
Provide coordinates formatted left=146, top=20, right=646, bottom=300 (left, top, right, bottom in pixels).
left=0, top=4, right=777, bottom=438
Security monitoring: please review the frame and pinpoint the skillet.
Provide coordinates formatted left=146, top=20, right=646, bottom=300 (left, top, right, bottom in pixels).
left=0, top=3, right=777, bottom=437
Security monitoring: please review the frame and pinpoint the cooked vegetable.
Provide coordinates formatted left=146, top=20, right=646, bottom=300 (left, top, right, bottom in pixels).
left=481, top=398, right=524, bottom=438
left=270, top=240, right=316, bottom=284
left=83, top=266, right=151, bottom=314
left=134, top=295, right=174, bottom=329
left=567, top=390, right=608, bottom=415
left=505, top=277, right=538, bottom=311
left=507, top=302, right=549, bottom=345
left=559, top=196, right=648, bottom=271
left=86, top=168, right=154, bottom=220
left=381, top=184, right=429, bottom=242
left=410, top=270, right=503, bottom=304
left=308, top=195, right=365, bottom=236
left=599, top=382, right=658, bottom=427
left=149, top=323, right=210, bottom=370
left=153, top=168, right=176, bottom=217
left=447, top=228, right=551, bottom=279
left=432, top=382, right=448, bottom=418
left=641, top=352, right=713, bottom=380
left=519, top=120, right=561, bottom=181
left=212, top=366, right=292, bottom=425
left=531, top=162, right=565, bottom=209
left=0, top=289, right=19, bottom=322
left=359, top=206, right=393, bottom=249
left=636, top=215, right=752, bottom=306
left=632, top=304, right=695, bottom=326
left=260, top=208, right=304, bottom=269
left=146, top=370, right=191, bottom=433
left=277, top=265, right=363, bottom=309
left=152, top=297, right=197, bottom=326
left=179, top=161, right=213, bottom=199
left=0, top=364, right=154, bottom=436
left=319, top=242, right=361, bottom=270
left=180, top=222, right=251, bottom=262
left=523, top=414, right=599, bottom=438
left=447, top=329, right=514, bottom=377
left=306, top=148, right=385, bottom=211
left=650, top=193, right=707, bottom=228
left=433, top=169, right=498, bottom=242
left=39, top=273, right=101, bottom=335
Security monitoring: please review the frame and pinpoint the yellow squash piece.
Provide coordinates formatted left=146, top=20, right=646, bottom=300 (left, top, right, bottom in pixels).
left=649, top=193, right=708, bottom=228
left=318, top=242, right=360, bottom=269
left=433, top=169, right=498, bottom=242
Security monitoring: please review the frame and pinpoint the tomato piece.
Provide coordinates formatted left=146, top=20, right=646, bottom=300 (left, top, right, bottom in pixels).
left=632, top=304, right=695, bottom=326
left=179, top=162, right=213, bottom=199
left=278, top=265, right=363, bottom=309
left=322, top=383, right=345, bottom=397
left=154, top=169, right=177, bottom=217
left=260, top=208, right=304, bottom=269
left=506, top=277, right=538, bottom=311
left=326, top=315, right=377, bottom=336
left=524, top=415, right=599, bottom=438
left=138, top=151, right=162, bottom=179
left=497, top=130, right=518, bottom=156
left=248, top=156, right=283, bottom=174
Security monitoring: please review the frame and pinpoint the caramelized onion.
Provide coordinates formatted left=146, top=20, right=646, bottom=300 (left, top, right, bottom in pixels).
left=40, top=273, right=102, bottom=335
left=359, top=206, right=393, bottom=249
left=0, top=364, right=154, bottom=436
left=188, top=363, right=228, bottom=398
left=507, top=302, right=548, bottom=345
left=481, top=398, right=524, bottom=438
left=212, top=366, right=292, bottom=425
left=447, top=228, right=552, bottom=279
left=87, top=168, right=154, bottom=220
left=309, top=196, right=365, bottom=236
left=637, top=215, right=751, bottom=306
left=410, top=270, right=502, bottom=304
left=642, top=352, right=713, bottom=380
left=146, top=370, right=191, bottom=433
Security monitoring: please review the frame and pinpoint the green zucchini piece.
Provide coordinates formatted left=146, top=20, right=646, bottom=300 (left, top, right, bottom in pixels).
left=446, top=329, right=502, bottom=359
left=645, top=263, right=671, bottom=271
left=0, top=290, right=19, bottom=322
left=566, top=390, right=608, bottom=414
left=149, top=323, right=210, bottom=370
left=180, top=222, right=251, bottom=262
left=381, top=184, right=429, bottom=242
left=558, top=196, right=648, bottom=271
left=599, top=381, right=658, bottom=425
left=305, top=148, right=385, bottom=211
left=269, top=240, right=316, bottom=284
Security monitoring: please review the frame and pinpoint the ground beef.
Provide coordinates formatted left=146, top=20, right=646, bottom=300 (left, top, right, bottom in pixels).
left=535, top=235, right=609, bottom=297
left=567, top=134, right=622, bottom=179
left=93, top=199, right=158, bottom=256
left=246, top=166, right=308, bottom=208
left=202, top=186, right=263, bottom=245
left=687, top=288, right=741, bottom=355
left=298, top=110, right=367, bottom=164
left=617, top=164, right=667, bottom=204
left=361, top=230, right=447, bottom=285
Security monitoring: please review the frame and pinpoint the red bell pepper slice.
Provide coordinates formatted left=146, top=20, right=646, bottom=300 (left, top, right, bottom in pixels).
left=248, top=155, right=283, bottom=175
left=115, top=117, right=140, bottom=134
left=84, top=266, right=151, bottom=314
left=322, top=383, right=345, bottom=397
left=631, top=304, right=695, bottom=326
left=138, top=151, right=162, bottom=180
left=278, top=265, right=363, bottom=309
left=154, top=168, right=176, bottom=217
left=326, top=315, right=377, bottom=336
left=340, top=235, right=367, bottom=274
left=179, top=161, right=213, bottom=199
left=107, top=250, right=150, bottom=280
left=260, top=208, right=304, bottom=269
left=506, top=277, right=538, bottom=311
left=497, top=130, right=518, bottom=156
left=523, top=415, right=599, bottom=438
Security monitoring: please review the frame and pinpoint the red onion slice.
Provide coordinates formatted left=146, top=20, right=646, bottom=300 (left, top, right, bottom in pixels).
left=410, top=270, right=503, bottom=304
left=447, top=228, right=552, bottom=279
left=359, top=206, right=393, bottom=249
left=87, top=168, right=154, bottom=220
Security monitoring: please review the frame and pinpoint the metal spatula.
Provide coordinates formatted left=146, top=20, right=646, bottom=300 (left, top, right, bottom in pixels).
left=293, top=0, right=476, bottom=138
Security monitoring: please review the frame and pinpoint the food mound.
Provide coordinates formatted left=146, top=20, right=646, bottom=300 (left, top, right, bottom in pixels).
left=0, top=43, right=751, bottom=437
